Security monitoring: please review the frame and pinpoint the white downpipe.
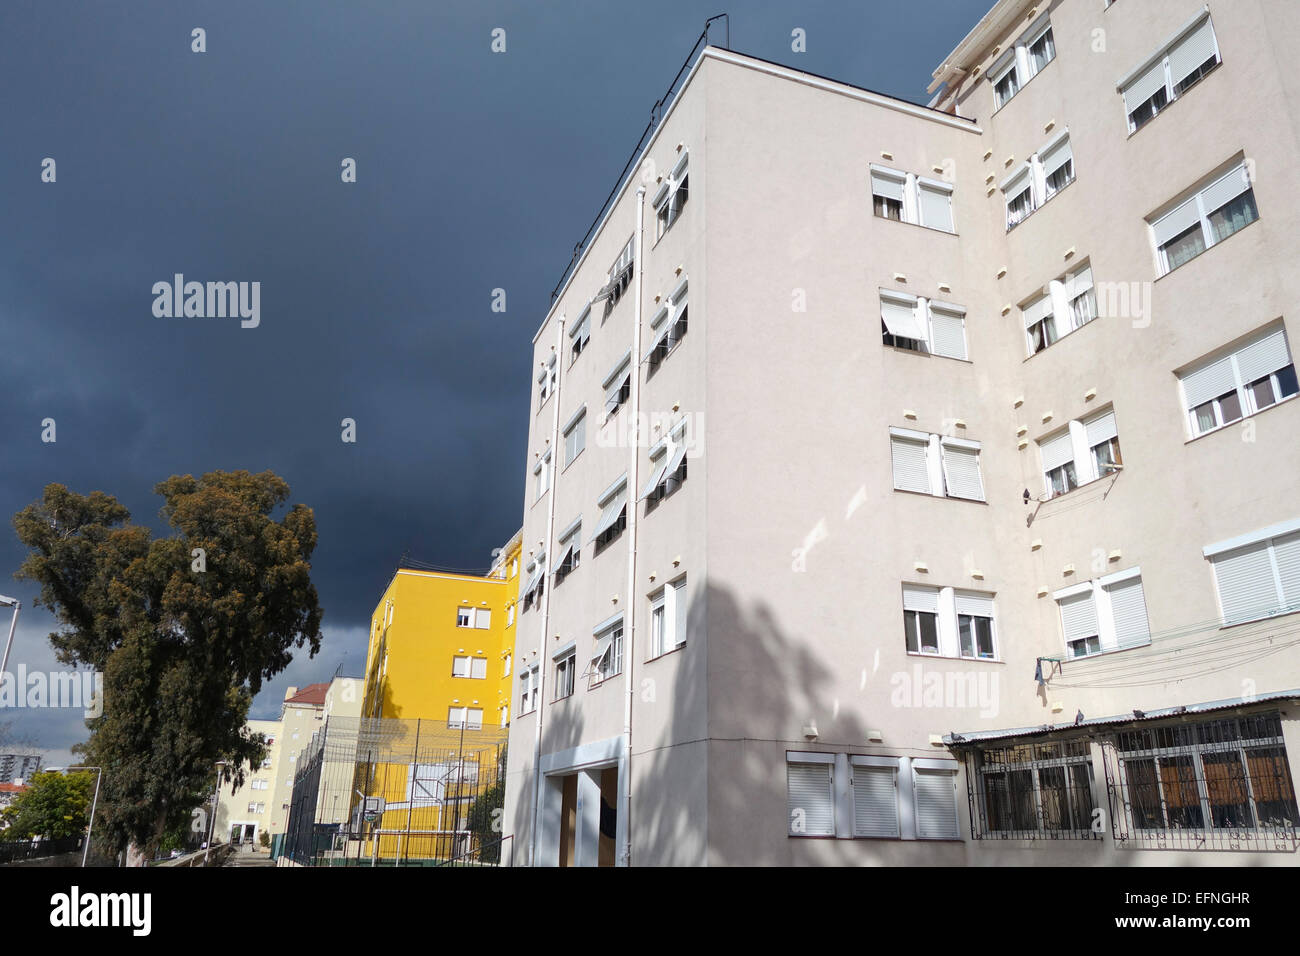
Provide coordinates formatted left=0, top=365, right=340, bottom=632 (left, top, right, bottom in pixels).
left=528, top=315, right=565, bottom=867
left=620, top=186, right=647, bottom=867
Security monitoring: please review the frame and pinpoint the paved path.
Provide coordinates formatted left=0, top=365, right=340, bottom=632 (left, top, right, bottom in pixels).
left=222, top=848, right=276, bottom=867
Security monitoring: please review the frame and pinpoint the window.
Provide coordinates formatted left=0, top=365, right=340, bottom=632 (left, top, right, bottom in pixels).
left=602, top=352, right=632, bottom=419
left=879, top=292, right=967, bottom=360
left=956, top=591, right=997, bottom=660
left=591, top=476, right=628, bottom=554
left=537, top=355, right=556, bottom=407
left=533, top=449, right=552, bottom=501
left=471, top=658, right=487, bottom=680
left=1036, top=407, right=1122, bottom=498
left=591, top=617, right=624, bottom=683
left=787, top=753, right=835, bottom=836
left=1150, top=162, right=1257, bottom=275
left=889, top=428, right=985, bottom=502
left=251, top=779, right=268, bottom=790
left=649, top=579, right=687, bottom=658
left=972, top=739, right=1095, bottom=838
left=989, top=18, right=1055, bottom=109
left=570, top=308, right=591, bottom=364
left=457, top=608, right=472, bottom=628
left=1054, top=567, right=1151, bottom=658
left=1001, top=132, right=1074, bottom=231
left=1204, top=518, right=1300, bottom=625
left=452, top=655, right=471, bottom=678
left=640, top=420, right=690, bottom=509
left=1119, top=12, right=1221, bottom=133
left=554, top=649, right=576, bottom=701
left=506, top=604, right=515, bottom=627
left=903, top=585, right=940, bottom=654
left=901, top=585, right=997, bottom=660
left=520, top=553, right=546, bottom=612
left=1114, top=714, right=1298, bottom=836
left=645, top=278, right=688, bottom=375
left=554, top=518, right=582, bottom=585
left=654, top=152, right=689, bottom=240
left=914, top=766, right=960, bottom=839
left=447, top=707, right=484, bottom=730
left=248, top=802, right=259, bottom=813
left=596, top=237, right=635, bottom=318
left=870, top=165, right=955, bottom=233
left=851, top=758, right=900, bottom=838
left=455, top=607, right=490, bottom=629
left=448, top=707, right=466, bottom=729
left=1179, top=325, right=1297, bottom=437
left=503, top=655, right=511, bottom=678
left=562, top=407, right=586, bottom=467
left=518, top=663, right=540, bottom=715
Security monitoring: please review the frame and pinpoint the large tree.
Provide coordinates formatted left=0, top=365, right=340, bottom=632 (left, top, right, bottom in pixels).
left=12, top=471, right=323, bottom=857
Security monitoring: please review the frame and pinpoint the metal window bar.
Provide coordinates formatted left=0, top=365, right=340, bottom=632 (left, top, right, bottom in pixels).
left=964, top=739, right=1101, bottom=840
left=1102, top=711, right=1300, bottom=851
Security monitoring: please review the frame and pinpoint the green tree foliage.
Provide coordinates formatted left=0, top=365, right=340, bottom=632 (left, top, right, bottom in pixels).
left=1, top=770, right=94, bottom=839
left=12, top=471, right=323, bottom=857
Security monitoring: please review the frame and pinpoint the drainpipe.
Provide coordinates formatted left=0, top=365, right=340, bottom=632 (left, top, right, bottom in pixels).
left=620, top=185, right=647, bottom=867
left=528, top=313, right=565, bottom=866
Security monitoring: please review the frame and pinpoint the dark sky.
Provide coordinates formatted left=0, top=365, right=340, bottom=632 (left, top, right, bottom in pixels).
left=0, top=0, right=991, bottom=755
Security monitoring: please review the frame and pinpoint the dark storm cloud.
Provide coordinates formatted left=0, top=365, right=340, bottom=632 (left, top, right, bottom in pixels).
left=0, top=0, right=992, bottom=748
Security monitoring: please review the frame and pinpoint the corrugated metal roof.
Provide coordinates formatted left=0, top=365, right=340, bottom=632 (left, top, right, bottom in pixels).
left=945, top=689, right=1300, bottom=746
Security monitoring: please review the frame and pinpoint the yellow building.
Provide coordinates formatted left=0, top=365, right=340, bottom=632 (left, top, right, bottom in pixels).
left=354, top=532, right=520, bottom=861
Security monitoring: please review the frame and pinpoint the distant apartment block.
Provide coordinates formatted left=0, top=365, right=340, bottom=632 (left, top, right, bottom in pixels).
left=504, top=0, right=1300, bottom=866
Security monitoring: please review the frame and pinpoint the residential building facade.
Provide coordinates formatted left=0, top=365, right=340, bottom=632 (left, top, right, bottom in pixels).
left=503, top=0, right=1300, bottom=865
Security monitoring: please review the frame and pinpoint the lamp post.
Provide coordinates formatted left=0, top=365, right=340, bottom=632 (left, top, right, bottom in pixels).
left=0, top=595, right=21, bottom=688
left=204, top=760, right=227, bottom=866
left=45, top=765, right=102, bottom=868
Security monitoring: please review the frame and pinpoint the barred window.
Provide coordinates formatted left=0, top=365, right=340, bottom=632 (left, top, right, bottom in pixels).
left=970, top=739, right=1097, bottom=840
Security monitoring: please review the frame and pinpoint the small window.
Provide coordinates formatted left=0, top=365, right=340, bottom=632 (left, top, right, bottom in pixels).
left=534, top=450, right=552, bottom=501
left=456, top=607, right=472, bottom=628
left=554, top=650, right=576, bottom=700
left=1022, top=264, right=1095, bottom=356
left=787, top=754, right=835, bottom=836
left=989, top=18, right=1055, bottom=110
left=902, top=586, right=941, bottom=654
left=570, top=309, right=591, bottom=364
left=641, top=423, right=690, bottom=509
left=563, top=409, right=586, bottom=467
left=592, top=477, right=628, bottom=554
left=1179, top=325, right=1296, bottom=437
left=1001, top=133, right=1073, bottom=232
left=1055, top=569, right=1151, bottom=657
left=537, top=356, right=556, bottom=407
left=470, top=658, right=488, bottom=680
left=592, top=620, right=624, bottom=683
left=648, top=578, right=687, bottom=658
left=645, top=281, right=688, bottom=375
left=555, top=520, right=582, bottom=585
left=654, top=154, right=689, bottom=240
left=870, top=166, right=956, bottom=233
left=452, top=655, right=471, bottom=678
left=1206, top=522, right=1300, bottom=625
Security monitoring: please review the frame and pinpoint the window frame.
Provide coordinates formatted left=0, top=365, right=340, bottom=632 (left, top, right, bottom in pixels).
left=654, top=152, right=690, bottom=241
left=1118, top=11, right=1222, bottom=135
left=1179, top=325, right=1297, bottom=440
left=1150, top=163, right=1258, bottom=277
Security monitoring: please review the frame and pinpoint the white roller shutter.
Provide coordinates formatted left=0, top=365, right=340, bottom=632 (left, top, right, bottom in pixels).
left=672, top=580, right=688, bottom=648
left=1059, top=591, right=1099, bottom=642
left=919, top=183, right=954, bottom=232
left=1168, top=17, right=1218, bottom=87
left=871, top=169, right=905, bottom=202
left=914, top=769, right=959, bottom=839
left=787, top=762, right=834, bottom=836
left=1106, top=577, right=1151, bottom=648
left=1211, top=542, right=1279, bottom=624
left=1122, top=59, right=1169, bottom=114
left=1022, top=293, right=1053, bottom=329
left=891, top=437, right=931, bottom=494
left=852, top=765, right=900, bottom=837
left=1234, top=328, right=1291, bottom=385
left=1062, top=265, right=1093, bottom=301
left=1270, top=532, right=1300, bottom=609
left=1041, top=136, right=1073, bottom=180
left=941, top=442, right=984, bottom=501
left=1039, top=431, right=1074, bottom=472
left=954, top=591, right=994, bottom=618
left=903, top=584, right=940, bottom=614
left=1181, top=354, right=1238, bottom=408
left=929, top=307, right=967, bottom=360
left=1199, top=165, right=1251, bottom=215
left=881, top=296, right=929, bottom=342
left=1084, top=410, right=1118, bottom=447
left=1152, top=196, right=1202, bottom=246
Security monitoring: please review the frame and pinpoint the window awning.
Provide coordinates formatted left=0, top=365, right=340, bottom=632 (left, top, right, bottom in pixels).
left=664, top=437, right=689, bottom=477
left=643, top=312, right=682, bottom=362
left=881, top=296, right=928, bottom=342
left=520, top=563, right=545, bottom=601
left=638, top=459, right=669, bottom=501
left=590, top=631, right=614, bottom=666
left=588, top=491, right=627, bottom=543
left=553, top=543, right=575, bottom=576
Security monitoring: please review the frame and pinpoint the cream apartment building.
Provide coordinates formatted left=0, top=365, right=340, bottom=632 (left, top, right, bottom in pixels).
left=503, top=0, right=1300, bottom=865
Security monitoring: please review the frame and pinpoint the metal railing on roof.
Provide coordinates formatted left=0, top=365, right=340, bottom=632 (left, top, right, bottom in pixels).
left=549, top=14, right=729, bottom=304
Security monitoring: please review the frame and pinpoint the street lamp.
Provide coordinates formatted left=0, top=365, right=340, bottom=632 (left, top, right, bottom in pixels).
left=46, top=765, right=103, bottom=868
left=0, top=595, right=21, bottom=686
left=204, top=760, right=227, bottom=866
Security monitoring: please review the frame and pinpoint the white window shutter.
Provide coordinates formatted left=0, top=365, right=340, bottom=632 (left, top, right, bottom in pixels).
left=672, top=580, right=688, bottom=647
left=940, top=443, right=984, bottom=501
left=1152, top=196, right=1202, bottom=246
left=1084, top=411, right=1118, bottom=447
left=1181, top=354, right=1238, bottom=408
left=1168, top=17, right=1217, bottom=87
left=871, top=169, right=905, bottom=202
left=1234, top=328, right=1291, bottom=384
left=1039, top=431, right=1074, bottom=472
left=954, top=591, right=994, bottom=618
left=852, top=765, right=900, bottom=837
left=929, top=307, right=967, bottom=360
left=1059, top=591, right=1100, bottom=642
left=1122, top=59, right=1169, bottom=115
left=787, top=763, right=835, bottom=836
left=1062, top=264, right=1093, bottom=301
left=1211, top=542, right=1279, bottom=623
left=1274, top=532, right=1300, bottom=609
left=1040, top=136, right=1072, bottom=180
left=918, top=183, right=954, bottom=232
left=470, top=657, right=488, bottom=679
left=903, top=584, right=940, bottom=614
left=1105, top=577, right=1151, bottom=648
left=1022, top=292, right=1053, bottom=329
left=1199, top=165, right=1251, bottom=215
left=914, top=769, right=959, bottom=839
left=881, top=295, right=929, bottom=342
left=891, top=438, right=932, bottom=494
